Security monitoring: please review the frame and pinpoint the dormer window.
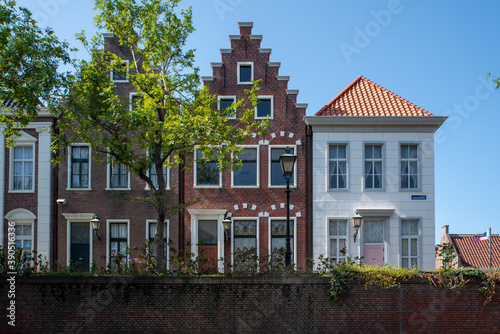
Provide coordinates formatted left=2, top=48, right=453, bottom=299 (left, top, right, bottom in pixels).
left=111, top=60, right=129, bottom=82
left=237, top=62, right=253, bottom=84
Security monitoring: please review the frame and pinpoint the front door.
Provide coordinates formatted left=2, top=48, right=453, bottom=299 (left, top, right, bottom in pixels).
left=364, top=220, right=384, bottom=266
left=70, top=222, right=90, bottom=271
left=198, top=220, right=218, bottom=272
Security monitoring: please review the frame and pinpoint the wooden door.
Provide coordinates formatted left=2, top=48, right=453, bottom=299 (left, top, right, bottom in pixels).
left=198, top=220, right=218, bottom=272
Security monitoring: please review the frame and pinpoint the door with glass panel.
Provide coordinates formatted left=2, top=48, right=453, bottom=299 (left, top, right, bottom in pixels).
left=363, top=220, right=384, bottom=266
left=70, top=222, right=90, bottom=271
left=198, top=220, right=218, bottom=272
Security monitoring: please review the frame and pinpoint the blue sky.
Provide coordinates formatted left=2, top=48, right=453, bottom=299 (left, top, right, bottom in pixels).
left=17, top=0, right=500, bottom=243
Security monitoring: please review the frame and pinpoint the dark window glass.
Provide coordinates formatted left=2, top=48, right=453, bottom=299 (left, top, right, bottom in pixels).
left=109, top=162, right=128, bottom=188
left=110, top=223, right=127, bottom=265
left=219, top=98, right=235, bottom=117
left=271, top=148, right=294, bottom=186
left=270, top=220, right=294, bottom=261
left=112, top=62, right=127, bottom=81
left=239, top=64, right=252, bottom=83
left=256, top=98, right=271, bottom=118
left=198, top=220, right=217, bottom=245
left=196, top=151, right=219, bottom=186
left=71, top=146, right=89, bottom=188
left=234, top=148, right=257, bottom=186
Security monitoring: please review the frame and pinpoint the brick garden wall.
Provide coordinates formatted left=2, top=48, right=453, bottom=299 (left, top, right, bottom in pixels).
left=0, top=276, right=498, bottom=334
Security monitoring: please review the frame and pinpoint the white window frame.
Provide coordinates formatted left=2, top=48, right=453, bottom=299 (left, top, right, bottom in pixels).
left=401, top=219, right=420, bottom=268
left=328, top=143, right=348, bottom=191
left=399, top=142, right=421, bottom=191
left=106, top=154, right=131, bottom=190
left=146, top=154, right=170, bottom=190
left=328, top=219, right=348, bottom=264
left=129, top=92, right=143, bottom=111
left=194, top=149, right=222, bottom=188
left=218, top=95, right=237, bottom=119
left=268, top=145, right=297, bottom=188
left=110, top=59, right=129, bottom=83
left=146, top=219, right=169, bottom=267
left=255, top=95, right=274, bottom=119
left=237, top=62, right=253, bottom=84
left=268, top=217, right=297, bottom=265
left=231, top=145, right=259, bottom=188
left=363, top=143, right=384, bottom=191
left=106, top=219, right=130, bottom=265
left=231, top=217, right=259, bottom=266
left=67, top=143, right=92, bottom=190
left=9, top=132, right=36, bottom=193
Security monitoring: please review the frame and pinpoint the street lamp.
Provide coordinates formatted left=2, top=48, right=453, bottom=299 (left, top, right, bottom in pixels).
left=222, top=212, right=232, bottom=241
left=352, top=210, right=362, bottom=242
left=279, top=147, right=297, bottom=267
left=91, top=214, right=102, bottom=241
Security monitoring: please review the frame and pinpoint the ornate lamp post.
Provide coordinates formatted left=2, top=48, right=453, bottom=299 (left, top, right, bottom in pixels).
left=279, top=147, right=297, bottom=267
left=90, top=214, right=102, bottom=241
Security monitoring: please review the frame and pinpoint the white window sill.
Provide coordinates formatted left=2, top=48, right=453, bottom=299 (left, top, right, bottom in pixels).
left=8, top=189, right=35, bottom=194
left=66, top=188, right=93, bottom=191
left=232, top=185, right=260, bottom=188
left=111, top=80, right=129, bottom=83
left=194, top=185, right=222, bottom=189
left=105, top=188, right=131, bottom=191
left=268, top=185, right=297, bottom=189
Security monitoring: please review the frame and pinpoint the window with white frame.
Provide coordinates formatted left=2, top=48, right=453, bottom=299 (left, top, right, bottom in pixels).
left=270, top=219, right=294, bottom=262
left=147, top=221, right=168, bottom=255
left=329, top=220, right=347, bottom=263
left=237, top=62, right=253, bottom=84
left=15, top=223, right=33, bottom=256
left=11, top=146, right=34, bottom=191
left=233, top=219, right=258, bottom=269
left=70, top=145, right=90, bottom=189
left=130, top=93, right=144, bottom=111
left=110, top=60, right=129, bottom=82
left=109, top=222, right=128, bottom=265
left=148, top=157, right=169, bottom=190
left=400, top=144, right=419, bottom=189
left=401, top=219, right=419, bottom=268
left=108, top=161, right=129, bottom=189
left=255, top=96, right=273, bottom=119
left=233, top=148, right=258, bottom=187
left=218, top=96, right=236, bottom=119
left=270, top=147, right=295, bottom=187
left=365, top=144, right=383, bottom=189
left=328, top=144, right=347, bottom=190
left=195, top=150, right=220, bottom=187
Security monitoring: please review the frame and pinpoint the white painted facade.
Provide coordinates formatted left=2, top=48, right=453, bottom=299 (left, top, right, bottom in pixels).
left=305, top=117, right=446, bottom=270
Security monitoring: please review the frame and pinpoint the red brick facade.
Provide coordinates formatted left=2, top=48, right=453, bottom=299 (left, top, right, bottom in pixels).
left=185, top=22, right=310, bottom=270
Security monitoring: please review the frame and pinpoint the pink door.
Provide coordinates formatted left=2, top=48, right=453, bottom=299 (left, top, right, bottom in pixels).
left=364, top=245, right=384, bottom=265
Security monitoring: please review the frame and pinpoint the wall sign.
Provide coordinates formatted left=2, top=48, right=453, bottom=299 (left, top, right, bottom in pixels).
left=411, top=195, right=427, bottom=200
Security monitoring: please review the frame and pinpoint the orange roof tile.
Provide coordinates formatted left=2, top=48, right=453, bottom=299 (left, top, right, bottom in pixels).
left=451, top=234, right=500, bottom=268
left=315, top=76, right=434, bottom=117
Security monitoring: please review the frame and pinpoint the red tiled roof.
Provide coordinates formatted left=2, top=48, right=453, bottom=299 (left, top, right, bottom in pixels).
left=315, top=76, right=434, bottom=117
left=451, top=234, right=500, bottom=268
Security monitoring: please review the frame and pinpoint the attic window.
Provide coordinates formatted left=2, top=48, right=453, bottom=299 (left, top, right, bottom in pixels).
left=111, top=60, right=129, bottom=82
left=238, top=62, right=253, bottom=84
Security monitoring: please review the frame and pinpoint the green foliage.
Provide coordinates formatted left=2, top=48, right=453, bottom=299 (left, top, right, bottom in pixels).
left=55, top=0, right=268, bottom=271
left=0, top=0, right=73, bottom=143
left=437, top=242, right=455, bottom=269
left=487, top=72, right=500, bottom=90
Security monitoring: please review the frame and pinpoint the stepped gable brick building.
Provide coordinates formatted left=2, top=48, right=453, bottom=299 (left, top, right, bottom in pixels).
left=55, top=33, right=180, bottom=271
left=184, top=22, right=311, bottom=271
left=305, top=76, right=446, bottom=270
left=1, top=106, right=55, bottom=266
left=436, top=225, right=500, bottom=269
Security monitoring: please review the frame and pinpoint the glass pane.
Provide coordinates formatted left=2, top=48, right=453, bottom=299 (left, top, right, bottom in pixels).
left=338, top=175, right=346, bottom=189
left=198, top=220, right=217, bottom=245
left=411, top=239, right=418, bottom=256
left=14, top=147, right=23, bottom=159
left=401, top=161, right=408, bottom=174
left=401, top=175, right=408, bottom=188
left=15, top=225, right=23, bottom=235
left=24, top=224, right=32, bottom=235
left=410, top=175, right=418, bottom=188
left=81, top=162, right=88, bottom=175
left=374, top=161, right=382, bottom=174
left=25, top=176, right=32, bottom=190
left=330, top=161, right=338, bottom=175
left=81, top=175, right=88, bottom=187
left=338, top=221, right=347, bottom=236
left=234, top=220, right=257, bottom=236
left=402, top=258, right=409, bottom=268
left=329, top=173, right=337, bottom=189
left=374, top=145, right=382, bottom=159
left=219, top=99, right=234, bottom=112
left=402, top=238, right=409, bottom=256
left=149, top=223, right=156, bottom=240
left=365, top=161, right=373, bottom=176
left=81, top=147, right=89, bottom=159
left=271, top=237, right=293, bottom=257
left=271, top=163, right=286, bottom=186
left=23, top=240, right=32, bottom=251
left=374, top=175, right=382, bottom=189
left=410, top=221, right=418, bottom=235
left=411, top=258, right=418, bottom=267
left=364, top=221, right=383, bottom=243
left=329, top=145, right=337, bottom=159
left=72, top=163, right=80, bottom=175
left=401, top=145, right=408, bottom=159
left=365, top=175, right=373, bottom=189
left=111, top=242, right=118, bottom=256
left=338, top=145, right=346, bottom=159
left=118, top=224, right=127, bottom=238
left=271, top=220, right=294, bottom=236
left=401, top=221, right=409, bottom=235
left=24, top=147, right=33, bottom=159
left=365, top=145, right=373, bottom=159
left=339, top=238, right=346, bottom=254
left=234, top=237, right=256, bottom=254
left=338, top=161, right=346, bottom=174
left=239, top=65, right=251, bottom=82
left=234, top=149, right=257, bottom=186
left=14, top=162, right=22, bottom=175
left=409, top=145, right=417, bottom=159
left=330, top=239, right=337, bottom=257
left=329, top=221, right=337, bottom=236
left=24, top=162, right=33, bottom=176
left=72, top=147, right=81, bottom=159
left=71, top=223, right=90, bottom=244
left=72, top=175, right=80, bottom=187
left=257, top=99, right=271, bottom=118
left=410, top=161, right=418, bottom=174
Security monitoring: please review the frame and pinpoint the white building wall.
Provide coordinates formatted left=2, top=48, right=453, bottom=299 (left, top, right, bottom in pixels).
left=312, top=131, right=436, bottom=270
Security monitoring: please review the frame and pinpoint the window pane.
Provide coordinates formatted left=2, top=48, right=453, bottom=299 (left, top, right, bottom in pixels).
left=271, top=148, right=293, bottom=186
left=81, top=147, right=89, bottom=159
left=338, top=161, right=346, bottom=175
left=411, top=258, right=418, bottom=267
left=374, top=161, right=382, bottom=174
left=410, top=175, right=418, bottom=188
left=14, top=147, right=23, bottom=159
left=234, top=220, right=257, bottom=236
left=239, top=65, right=251, bottom=82
left=329, top=221, right=337, bottom=236
left=14, top=162, right=22, bottom=176
left=365, top=145, right=373, bottom=159
left=374, top=145, right=382, bottom=159
left=338, top=174, right=346, bottom=189
left=271, top=220, right=294, bottom=236
left=329, top=145, right=337, bottom=159
left=401, top=221, right=409, bottom=235
left=374, top=174, right=382, bottom=189
left=256, top=99, right=271, bottom=118
left=73, top=147, right=81, bottom=159
left=24, top=161, right=33, bottom=176
left=338, top=221, right=347, bottom=235
left=410, top=161, right=418, bottom=174
left=364, top=221, right=383, bottom=243
left=198, top=220, right=217, bottom=245
left=402, top=258, right=409, bottom=268
left=402, top=238, right=409, bottom=256
left=365, top=174, right=373, bottom=189
left=339, top=239, right=346, bottom=253
left=234, top=148, right=257, bottom=186
left=338, top=146, right=346, bottom=159
left=72, top=163, right=80, bottom=175
left=411, top=239, right=418, bottom=256
left=401, top=145, right=409, bottom=159
left=409, top=145, right=417, bottom=159
left=330, top=239, right=337, bottom=257
left=410, top=221, right=418, bottom=235
left=329, top=173, right=337, bottom=189
left=401, top=175, right=408, bottom=189
left=219, top=98, right=234, bottom=116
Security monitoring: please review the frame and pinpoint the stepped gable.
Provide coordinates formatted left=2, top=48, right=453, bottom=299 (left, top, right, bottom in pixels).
left=315, top=75, right=434, bottom=117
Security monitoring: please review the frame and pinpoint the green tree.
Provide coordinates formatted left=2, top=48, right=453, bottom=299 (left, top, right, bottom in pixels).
left=56, top=0, right=268, bottom=272
left=0, top=0, right=72, bottom=143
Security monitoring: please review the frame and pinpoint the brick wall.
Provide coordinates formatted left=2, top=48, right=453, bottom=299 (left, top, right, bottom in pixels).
left=0, top=276, right=498, bottom=333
